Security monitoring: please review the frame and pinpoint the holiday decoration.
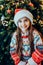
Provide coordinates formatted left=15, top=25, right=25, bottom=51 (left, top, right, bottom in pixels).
left=7, top=9, right=11, bottom=14
left=1, top=15, right=5, bottom=21
left=28, top=2, right=34, bottom=7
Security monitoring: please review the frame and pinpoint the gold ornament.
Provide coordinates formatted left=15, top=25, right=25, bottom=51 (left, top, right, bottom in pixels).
left=0, top=5, right=4, bottom=10
left=39, top=0, right=43, bottom=5
left=40, top=4, right=43, bottom=10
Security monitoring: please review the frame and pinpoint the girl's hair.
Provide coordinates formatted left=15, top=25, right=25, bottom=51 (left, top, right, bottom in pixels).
left=16, top=22, right=34, bottom=58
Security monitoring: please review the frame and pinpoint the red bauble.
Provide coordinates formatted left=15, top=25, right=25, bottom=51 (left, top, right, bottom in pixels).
left=28, top=2, right=34, bottom=7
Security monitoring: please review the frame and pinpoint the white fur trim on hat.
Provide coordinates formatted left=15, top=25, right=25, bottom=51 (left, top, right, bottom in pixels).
left=14, top=10, right=33, bottom=26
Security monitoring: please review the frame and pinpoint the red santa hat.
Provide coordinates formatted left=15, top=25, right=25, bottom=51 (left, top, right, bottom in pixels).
left=14, top=9, right=33, bottom=26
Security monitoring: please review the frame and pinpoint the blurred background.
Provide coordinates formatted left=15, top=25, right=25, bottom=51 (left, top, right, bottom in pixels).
left=0, top=0, right=43, bottom=65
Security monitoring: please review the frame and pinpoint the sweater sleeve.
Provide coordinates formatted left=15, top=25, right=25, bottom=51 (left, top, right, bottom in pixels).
left=10, top=32, right=17, bottom=54
left=33, top=30, right=43, bottom=51
left=32, top=30, right=43, bottom=64
left=27, top=30, right=43, bottom=65
left=10, top=32, right=20, bottom=65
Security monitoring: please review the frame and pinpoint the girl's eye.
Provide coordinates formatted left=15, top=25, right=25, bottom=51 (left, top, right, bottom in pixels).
left=19, top=20, right=22, bottom=23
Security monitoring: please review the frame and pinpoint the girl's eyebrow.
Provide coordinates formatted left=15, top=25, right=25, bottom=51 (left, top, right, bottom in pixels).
left=18, top=17, right=29, bottom=22
left=24, top=18, right=29, bottom=21
left=23, top=17, right=27, bottom=19
left=24, top=18, right=28, bottom=20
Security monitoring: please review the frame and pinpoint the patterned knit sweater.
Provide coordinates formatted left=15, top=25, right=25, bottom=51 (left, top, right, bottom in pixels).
left=10, top=29, right=43, bottom=65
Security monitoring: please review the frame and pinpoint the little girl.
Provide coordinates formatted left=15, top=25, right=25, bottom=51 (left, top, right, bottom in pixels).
left=10, top=9, right=43, bottom=65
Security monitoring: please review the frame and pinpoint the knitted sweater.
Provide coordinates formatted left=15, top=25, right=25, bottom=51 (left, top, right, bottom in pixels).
left=10, top=29, right=43, bottom=65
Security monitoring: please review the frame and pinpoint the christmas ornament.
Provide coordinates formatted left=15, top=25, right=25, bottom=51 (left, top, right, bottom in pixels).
left=39, top=0, right=43, bottom=4
left=2, top=20, right=8, bottom=27
left=38, top=15, right=40, bottom=18
left=0, top=5, right=4, bottom=10
left=40, top=4, right=43, bottom=10
left=28, top=2, right=34, bottom=7
left=7, top=9, right=11, bottom=14
left=39, top=20, right=43, bottom=26
left=1, top=15, right=5, bottom=21
left=1, top=15, right=9, bottom=26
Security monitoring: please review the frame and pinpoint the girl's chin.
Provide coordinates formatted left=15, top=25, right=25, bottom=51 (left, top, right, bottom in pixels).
left=21, top=29, right=28, bottom=33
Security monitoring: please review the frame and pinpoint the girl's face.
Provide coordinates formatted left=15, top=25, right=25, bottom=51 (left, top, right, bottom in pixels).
left=18, top=17, right=31, bottom=32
